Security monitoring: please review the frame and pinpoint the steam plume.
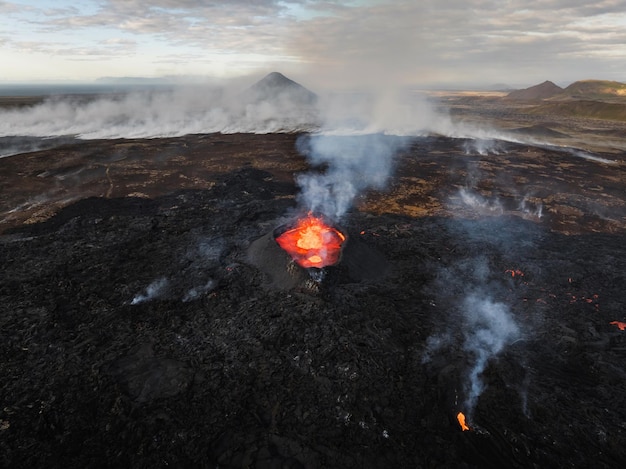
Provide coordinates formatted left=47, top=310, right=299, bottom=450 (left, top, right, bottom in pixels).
left=290, top=89, right=445, bottom=221
left=458, top=188, right=504, bottom=215
left=131, top=277, right=169, bottom=305
left=422, top=216, right=532, bottom=420
left=0, top=83, right=318, bottom=147
left=295, top=133, right=410, bottom=220
left=1, top=79, right=615, bottom=164
left=461, top=293, right=520, bottom=415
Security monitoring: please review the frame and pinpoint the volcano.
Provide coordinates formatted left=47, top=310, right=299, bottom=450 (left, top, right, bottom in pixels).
left=244, top=71, right=318, bottom=106
left=274, top=213, right=346, bottom=269
left=505, top=80, right=563, bottom=100
left=1, top=132, right=626, bottom=468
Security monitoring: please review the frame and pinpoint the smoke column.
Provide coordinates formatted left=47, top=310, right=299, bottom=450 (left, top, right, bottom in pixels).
left=131, top=277, right=169, bottom=305
left=294, top=133, right=410, bottom=221
left=462, top=293, right=520, bottom=416
left=290, top=88, right=447, bottom=221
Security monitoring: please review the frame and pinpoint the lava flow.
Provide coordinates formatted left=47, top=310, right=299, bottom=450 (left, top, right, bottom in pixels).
left=457, top=412, right=470, bottom=432
left=275, top=213, right=346, bottom=269
left=505, top=268, right=524, bottom=278
left=610, top=321, right=626, bottom=331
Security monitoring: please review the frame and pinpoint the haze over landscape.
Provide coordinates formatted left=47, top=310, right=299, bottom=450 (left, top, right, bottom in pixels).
left=2, top=0, right=626, bottom=89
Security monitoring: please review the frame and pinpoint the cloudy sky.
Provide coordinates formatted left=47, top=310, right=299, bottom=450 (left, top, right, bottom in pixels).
left=2, top=0, right=625, bottom=88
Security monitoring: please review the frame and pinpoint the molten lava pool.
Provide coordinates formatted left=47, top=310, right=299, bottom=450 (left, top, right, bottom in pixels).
left=274, top=214, right=346, bottom=269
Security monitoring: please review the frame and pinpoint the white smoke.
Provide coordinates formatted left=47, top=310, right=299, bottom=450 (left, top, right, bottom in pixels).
left=462, top=138, right=504, bottom=156
left=461, top=293, right=520, bottom=416
left=182, top=279, right=216, bottom=302
left=451, top=149, right=545, bottom=222
left=0, top=84, right=318, bottom=146
left=295, top=132, right=410, bottom=220
left=566, top=148, right=618, bottom=165
left=2, top=79, right=615, bottom=165
left=180, top=237, right=223, bottom=302
left=315, top=89, right=441, bottom=135
left=457, top=188, right=504, bottom=215
left=291, top=89, right=443, bottom=221
left=131, top=277, right=169, bottom=305
left=420, top=332, right=453, bottom=364
left=518, top=196, right=543, bottom=219
left=422, top=217, right=531, bottom=421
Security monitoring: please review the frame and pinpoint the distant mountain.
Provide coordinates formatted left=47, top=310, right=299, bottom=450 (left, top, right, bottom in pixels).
left=488, top=83, right=515, bottom=92
left=504, top=79, right=626, bottom=121
left=506, top=81, right=563, bottom=100
left=232, top=72, right=320, bottom=130
left=95, top=76, right=173, bottom=84
left=556, top=80, right=626, bottom=100
left=244, top=72, right=317, bottom=106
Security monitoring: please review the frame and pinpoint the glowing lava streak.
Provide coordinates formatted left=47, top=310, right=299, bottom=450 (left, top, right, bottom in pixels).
left=457, top=412, right=470, bottom=431
left=610, top=321, right=626, bottom=331
left=275, top=214, right=346, bottom=269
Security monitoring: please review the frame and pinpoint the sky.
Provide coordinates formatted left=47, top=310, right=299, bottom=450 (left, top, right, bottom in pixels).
left=1, top=0, right=626, bottom=89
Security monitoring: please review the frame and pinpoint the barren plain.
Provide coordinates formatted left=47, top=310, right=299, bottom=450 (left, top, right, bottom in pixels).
left=1, top=92, right=625, bottom=468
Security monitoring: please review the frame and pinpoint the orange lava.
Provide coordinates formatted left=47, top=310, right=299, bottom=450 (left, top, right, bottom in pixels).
left=610, top=321, right=626, bottom=331
left=456, top=412, right=470, bottom=431
left=275, top=214, right=346, bottom=269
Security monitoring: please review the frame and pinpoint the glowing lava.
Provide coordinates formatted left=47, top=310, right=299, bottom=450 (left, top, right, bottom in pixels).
left=275, top=213, right=346, bottom=269
left=457, top=412, right=470, bottom=431
left=610, top=321, right=626, bottom=331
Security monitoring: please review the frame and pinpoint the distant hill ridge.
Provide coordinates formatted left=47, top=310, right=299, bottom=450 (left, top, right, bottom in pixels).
left=506, top=79, right=626, bottom=122
left=507, top=79, right=626, bottom=101
left=558, top=80, right=626, bottom=99
left=245, top=72, right=317, bottom=105
left=506, top=81, right=563, bottom=100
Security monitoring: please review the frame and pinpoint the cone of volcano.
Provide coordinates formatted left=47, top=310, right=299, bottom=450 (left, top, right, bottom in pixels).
left=275, top=215, right=345, bottom=268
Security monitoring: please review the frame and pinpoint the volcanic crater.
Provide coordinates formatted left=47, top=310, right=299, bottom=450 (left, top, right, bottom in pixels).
left=1, top=131, right=626, bottom=468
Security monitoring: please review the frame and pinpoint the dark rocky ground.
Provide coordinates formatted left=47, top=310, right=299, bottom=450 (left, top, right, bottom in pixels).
left=1, top=133, right=626, bottom=468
